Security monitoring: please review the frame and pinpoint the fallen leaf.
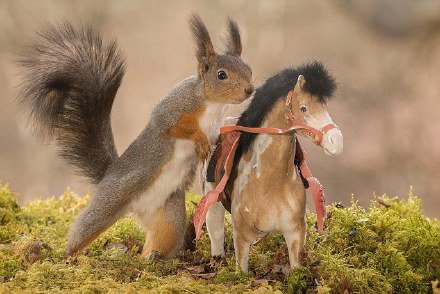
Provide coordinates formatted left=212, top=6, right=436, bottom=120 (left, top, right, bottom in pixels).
left=272, top=264, right=291, bottom=275
left=191, top=272, right=216, bottom=279
left=253, top=279, right=268, bottom=285
left=17, top=240, right=52, bottom=265
left=104, top=242, right=128, bottom=256
left=185, top=264, right=205, bottom=274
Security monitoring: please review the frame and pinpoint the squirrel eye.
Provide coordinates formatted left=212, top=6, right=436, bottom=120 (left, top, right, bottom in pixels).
left=300, top=105, right=307, bottom=113
left=217, top=70, right=228, bottom=80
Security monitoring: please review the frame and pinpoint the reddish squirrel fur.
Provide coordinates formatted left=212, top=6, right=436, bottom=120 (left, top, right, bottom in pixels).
left=17, top=15, right=253, bottom=258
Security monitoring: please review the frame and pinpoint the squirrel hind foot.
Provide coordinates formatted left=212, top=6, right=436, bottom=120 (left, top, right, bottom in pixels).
left=143, top=250, right=164, bottom=261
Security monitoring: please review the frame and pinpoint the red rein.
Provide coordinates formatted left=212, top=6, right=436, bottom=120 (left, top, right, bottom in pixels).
left=193, top=91, right=339, bottom=240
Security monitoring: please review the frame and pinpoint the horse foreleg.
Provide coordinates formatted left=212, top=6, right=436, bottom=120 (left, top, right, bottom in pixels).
left=233, top=228, right=252, bottom=272
left=206, top=202, right=226, bottom=257
left=282, top=223, right=306, bottom=267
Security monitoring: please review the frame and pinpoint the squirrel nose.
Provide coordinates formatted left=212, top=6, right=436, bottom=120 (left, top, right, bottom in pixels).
left=244, top=86, right=254, bottom=95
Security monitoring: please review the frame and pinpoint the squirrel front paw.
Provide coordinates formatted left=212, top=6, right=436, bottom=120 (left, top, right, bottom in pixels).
left=196, top=140, right=211, bottom=161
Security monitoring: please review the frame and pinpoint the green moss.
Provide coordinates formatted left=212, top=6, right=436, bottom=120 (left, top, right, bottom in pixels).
left=0, top=184, right=439, bottom=293
left=0, top=250, right=20, bottom=282
left=0, top=184, right=21, bottom=213
left=213, top=268, right=252, bottom=284
left=286, top=267, right=313, bottom=294
left=304, top=189, right=440, bottom=293
left=0, top=185, right=22, bottom=244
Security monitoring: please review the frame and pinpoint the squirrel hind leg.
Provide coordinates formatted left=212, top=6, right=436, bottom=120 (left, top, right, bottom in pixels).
left=64, top=198, right=125, bottom=257
left=140, top=190, right=186, bottom=259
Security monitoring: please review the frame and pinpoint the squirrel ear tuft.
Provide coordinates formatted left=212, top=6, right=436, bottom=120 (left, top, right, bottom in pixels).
left=189, top=14, right=216, bottom=73
left=224, top=18, right=242, bottom=56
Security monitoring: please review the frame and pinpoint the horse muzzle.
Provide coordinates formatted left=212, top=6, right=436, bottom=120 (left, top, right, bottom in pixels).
left=322, top=128, right=343, bottom=156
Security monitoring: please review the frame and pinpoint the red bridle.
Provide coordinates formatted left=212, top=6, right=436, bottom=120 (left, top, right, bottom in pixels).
left=219, top=89, right=338, bottom=145
left=193, top=88, right=340, bottom=240
left=284, top=89, right=339, bottom=145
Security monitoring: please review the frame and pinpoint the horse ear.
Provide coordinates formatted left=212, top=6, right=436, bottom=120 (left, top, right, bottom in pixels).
left=294, top=75, right=306, bottom=93
left=189, top=14, right=217, bottom=73
left=224, top=18, right=242, bottom=56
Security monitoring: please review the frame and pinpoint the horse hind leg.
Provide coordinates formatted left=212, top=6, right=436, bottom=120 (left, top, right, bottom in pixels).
left=206, top=202, right=226, bottom=257
left=140, top=189, right=186, bottom=259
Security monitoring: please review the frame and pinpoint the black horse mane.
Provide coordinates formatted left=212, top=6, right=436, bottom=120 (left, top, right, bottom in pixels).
left=234, top=61, right=337, bottom=163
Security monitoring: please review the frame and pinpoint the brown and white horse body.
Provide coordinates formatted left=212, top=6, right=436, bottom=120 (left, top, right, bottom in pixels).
left=205, top=75, right=343, bottom=272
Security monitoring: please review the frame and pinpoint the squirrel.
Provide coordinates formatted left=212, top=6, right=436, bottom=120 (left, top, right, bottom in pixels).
left=17, top=15, right=254, bottom=258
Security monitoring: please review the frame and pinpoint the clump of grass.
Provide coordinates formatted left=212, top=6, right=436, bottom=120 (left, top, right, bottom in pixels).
left=0, top=184, right=439, bottom=293
left=304, top=189, right=440, bottom=293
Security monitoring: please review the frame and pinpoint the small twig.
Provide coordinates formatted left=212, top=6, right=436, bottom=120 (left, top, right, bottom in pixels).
left=377, top=196, right=391, bottom=208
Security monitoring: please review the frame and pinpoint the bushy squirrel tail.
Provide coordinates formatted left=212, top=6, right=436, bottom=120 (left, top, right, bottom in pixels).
left=18, top=23, right=125, bottom=183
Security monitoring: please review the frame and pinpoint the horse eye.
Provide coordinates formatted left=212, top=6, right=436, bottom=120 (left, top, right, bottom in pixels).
left=217, top=70, right=228, bottom=80
left=300, top=105, right=307, bottom=113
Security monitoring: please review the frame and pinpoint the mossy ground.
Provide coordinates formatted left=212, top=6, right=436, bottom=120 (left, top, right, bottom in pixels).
left=0, top=183, right=439, bottom=293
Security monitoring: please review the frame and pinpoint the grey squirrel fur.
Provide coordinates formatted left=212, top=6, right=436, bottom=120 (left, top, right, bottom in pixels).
left=17, top=15, right=253, bottom=258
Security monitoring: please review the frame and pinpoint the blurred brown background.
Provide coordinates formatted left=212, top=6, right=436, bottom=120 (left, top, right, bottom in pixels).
left=1, top=0, right=439, bottom=217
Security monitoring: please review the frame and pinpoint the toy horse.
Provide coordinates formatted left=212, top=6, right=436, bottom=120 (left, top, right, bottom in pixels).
left=199, top=61, right=343, bottom=272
